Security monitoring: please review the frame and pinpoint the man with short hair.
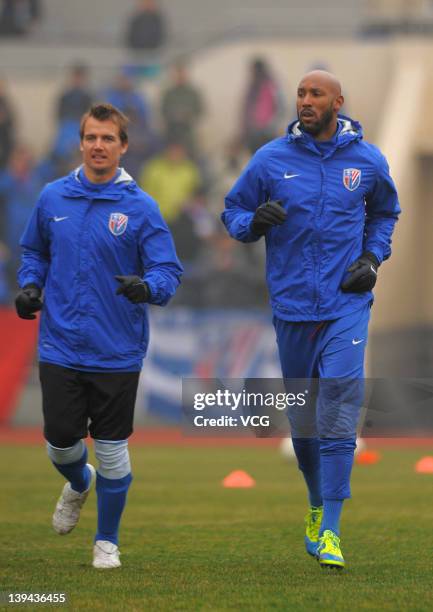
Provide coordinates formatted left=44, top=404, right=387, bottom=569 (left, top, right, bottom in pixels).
left=222, top=71, right=400, bottom=570
left=16, top=103, right=182, bottom=569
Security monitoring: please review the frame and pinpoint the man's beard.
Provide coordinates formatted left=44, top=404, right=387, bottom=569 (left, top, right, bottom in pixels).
left=299, top=105, right=334, bottom=137
left=93, top=166, right=110, bottom=175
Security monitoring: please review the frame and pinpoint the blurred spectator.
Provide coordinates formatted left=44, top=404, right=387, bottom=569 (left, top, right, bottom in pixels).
left=170, top=189, right=214, bottom=268
left=168, top=187, right=267, bottom=309
left=47, top=63, right=94, bottom=180
left=103, top=70, right=158, bottom=176
left=0, top=144, right=43, bottom=285
left=169, top=197, right=268, bottom=308
left=160, top=61, right=205, bottom=156
left=205, top=138, right=250, bottom=224
left=139, top=141, right=201, bottom=224
left=169, top=189, right=215, bottom=306
left=0, top=78, right=15, bottom=170
left=56, top=63, right=93, bottom=124
left=125, top=0, right=167, bottom=51
left=241, top=57, right=285, bottom=154
left=103, top=70, right=149, bottom=127
left=0, top=0, right=40, bottom=36
left=184, top=137, right=266, bottom=308
left=216, top=139, right=250, bottom=199
left=42, top=121, right=81, bottom=182
left=38, top=147, right=82, bottom=184
left=200, top=229, right=268, bottom=308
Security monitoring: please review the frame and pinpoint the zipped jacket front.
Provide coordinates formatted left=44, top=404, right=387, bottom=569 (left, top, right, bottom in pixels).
left=19, top=167, right=183, bottom=370
left=222, top=116, right=400, bottom=321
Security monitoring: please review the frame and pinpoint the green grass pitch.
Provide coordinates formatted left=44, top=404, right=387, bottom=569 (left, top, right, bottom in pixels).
left=1, top=443, right=433, bottom=611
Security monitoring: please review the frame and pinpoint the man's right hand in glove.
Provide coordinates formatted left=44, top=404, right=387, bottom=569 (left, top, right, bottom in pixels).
left=251, top=200, right=287, bottom=236
left=115, top=275, right=151, bottom=304
left=341, top=252, right=379, bottom=293
left=15, top=284, right=43, bottom=320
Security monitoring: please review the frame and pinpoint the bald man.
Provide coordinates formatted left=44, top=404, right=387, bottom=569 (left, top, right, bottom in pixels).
left=222, top=70, right=400, bottom=569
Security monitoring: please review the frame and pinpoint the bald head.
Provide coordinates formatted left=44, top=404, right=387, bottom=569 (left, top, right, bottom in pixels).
left=296, top=70, right=344, bottom=141
left=298, top=70, right=342, bottom=97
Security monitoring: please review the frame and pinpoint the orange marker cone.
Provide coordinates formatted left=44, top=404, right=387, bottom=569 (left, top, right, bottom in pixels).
left=355, top=450, right=381, bottom=465
left=415, top=456, right=433, bottom=474
left=222, top=470, right=256, bottom=488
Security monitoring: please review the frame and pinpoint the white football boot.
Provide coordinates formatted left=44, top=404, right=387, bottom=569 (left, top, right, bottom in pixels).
left=93, top=540, right=121, bottom=569
left=52, top=464, right=96, bottom=535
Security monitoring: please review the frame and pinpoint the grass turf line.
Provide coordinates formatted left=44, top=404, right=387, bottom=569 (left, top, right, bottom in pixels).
left=1, top=445, right=433, bottom=611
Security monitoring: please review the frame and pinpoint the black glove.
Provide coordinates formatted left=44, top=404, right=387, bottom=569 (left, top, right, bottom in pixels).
left=251, top=200, right=287, bottom=236
left=15, top=284, right=43, bottom=320
left=115, top=275, right=151, bottom=304
left=341, top=252, right=379, bottom=293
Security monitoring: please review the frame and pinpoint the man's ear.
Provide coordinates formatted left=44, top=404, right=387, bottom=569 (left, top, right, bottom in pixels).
left=334, top=94, right=344, bottom=113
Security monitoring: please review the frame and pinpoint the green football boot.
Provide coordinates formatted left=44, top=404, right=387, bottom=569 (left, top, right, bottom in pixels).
left=316, top=529, right=345, bottom=570
left=304, top=506, right=323, bottom=557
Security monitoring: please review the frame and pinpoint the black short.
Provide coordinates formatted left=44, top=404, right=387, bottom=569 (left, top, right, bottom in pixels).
left=39, top=362, right=140, bottom=447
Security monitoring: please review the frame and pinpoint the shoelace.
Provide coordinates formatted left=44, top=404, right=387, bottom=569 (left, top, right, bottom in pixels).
left=58, top=501, right=79, bottom=518
left=321, top=530, right=341, bottom=553
left=58, top=490, right=83, bottom=516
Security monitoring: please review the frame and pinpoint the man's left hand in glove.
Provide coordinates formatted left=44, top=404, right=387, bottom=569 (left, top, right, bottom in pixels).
left=115, top=275, right=151, bottom=304
left=15, top=284, right=43, bottom=319
left=341, top=252, right=379, bottom=293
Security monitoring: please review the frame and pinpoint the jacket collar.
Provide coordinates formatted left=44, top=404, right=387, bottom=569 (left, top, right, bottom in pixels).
left=60, top=166, right=136, bottom=199
left=286, top=114, right=363, bottom=155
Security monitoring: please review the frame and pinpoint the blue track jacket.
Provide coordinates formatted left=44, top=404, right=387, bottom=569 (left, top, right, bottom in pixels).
left=222, top=116, right=400, bottom=321
left=19, top=167, right=183, bottom=370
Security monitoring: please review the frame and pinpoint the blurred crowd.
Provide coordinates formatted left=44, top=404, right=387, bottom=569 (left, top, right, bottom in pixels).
left=0, top=53, right=288, bottom=309
left=0, top=0, right=41, bottom=37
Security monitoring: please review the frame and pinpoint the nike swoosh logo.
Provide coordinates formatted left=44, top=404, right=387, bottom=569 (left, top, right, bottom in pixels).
left=284, top=173, right=299, bottom=179
left=53, top=216, right=68, bottom=222
left=352, top=339, right=364, bottom=345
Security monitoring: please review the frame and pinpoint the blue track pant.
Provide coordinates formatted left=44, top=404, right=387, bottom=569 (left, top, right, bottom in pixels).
left=274, top=304, right=370, bottom=499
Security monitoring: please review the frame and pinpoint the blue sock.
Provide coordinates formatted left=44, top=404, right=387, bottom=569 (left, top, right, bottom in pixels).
left=95, top=472, right=132, bottom=546
left=292, top=438, right=323, bottom=508
left=51, top=446, right=91, bottom=493
left=320, top=437, right=355, bottom=500
left=303, top=469, right=323, bottom=508
left=318, top=437, right=356, bottom=537
left=320, top=499, right=344, bottom=536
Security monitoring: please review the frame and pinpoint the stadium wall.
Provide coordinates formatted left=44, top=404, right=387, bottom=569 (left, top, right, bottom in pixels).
left=37, top=0, right=363, bottom=44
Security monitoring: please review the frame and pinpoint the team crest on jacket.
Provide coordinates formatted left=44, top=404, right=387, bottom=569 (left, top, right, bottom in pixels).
left=109, top=212, right=128, bottom=236
left=343, top=168, right=361, bottom=191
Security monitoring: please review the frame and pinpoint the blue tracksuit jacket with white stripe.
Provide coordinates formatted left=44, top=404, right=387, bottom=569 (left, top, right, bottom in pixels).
left=222, top=116, right=400, bottom=321
left=18, top=167, right=183, bottom=370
